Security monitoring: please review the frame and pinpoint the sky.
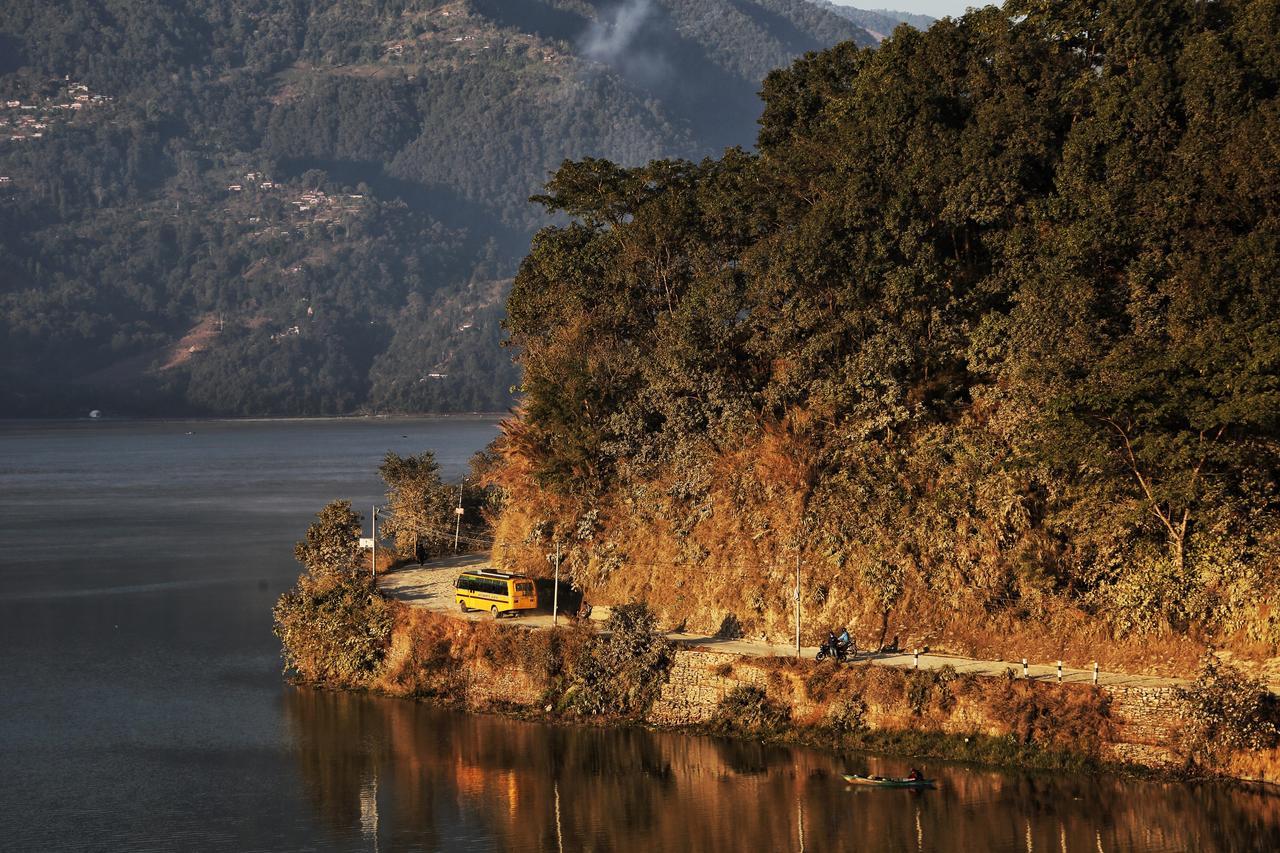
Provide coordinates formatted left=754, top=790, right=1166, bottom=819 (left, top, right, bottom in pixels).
left=835, top=1, right=996, bottom=19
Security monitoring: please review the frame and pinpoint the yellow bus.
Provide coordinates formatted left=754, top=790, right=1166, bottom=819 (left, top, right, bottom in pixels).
left=455, top=570, right=538, bottom=618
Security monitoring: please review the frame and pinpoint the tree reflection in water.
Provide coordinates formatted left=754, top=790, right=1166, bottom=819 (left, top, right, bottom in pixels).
left=284, top=687, right=1280, bottom=852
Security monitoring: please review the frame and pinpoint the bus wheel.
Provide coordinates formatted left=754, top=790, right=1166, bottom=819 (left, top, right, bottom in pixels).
left=459, top=601, right=468, bottom=613
left=491, top=605, right=499, bottom=619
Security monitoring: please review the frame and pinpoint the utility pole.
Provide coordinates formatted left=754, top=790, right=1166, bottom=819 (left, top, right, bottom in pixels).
left=552, top=540, right=561, bottom=627
left=453, top=482, right=463, bottom=552
left=794, top=552, right=801, bottom=658
left=371, top=505, right=377, bottom=579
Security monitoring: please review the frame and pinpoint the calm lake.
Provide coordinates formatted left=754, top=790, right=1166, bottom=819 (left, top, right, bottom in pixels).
left=1, top=418, right=1277, bottom=852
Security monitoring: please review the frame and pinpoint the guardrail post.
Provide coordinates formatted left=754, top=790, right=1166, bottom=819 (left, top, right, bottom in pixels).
left=1022, top=658, right=1028, bottom=679
left=1057, top=660, right=1063, bottom=682
left=913, top=649, right=919, bottom=669
left=1093, top=662, right=1099, bottom=685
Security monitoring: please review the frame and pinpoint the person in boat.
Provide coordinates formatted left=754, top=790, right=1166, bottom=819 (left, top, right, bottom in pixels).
left=906, top=767, right=921, bottom=781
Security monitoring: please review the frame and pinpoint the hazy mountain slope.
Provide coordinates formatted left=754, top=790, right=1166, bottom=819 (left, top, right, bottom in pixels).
left=0, top=0, right=871, bottom=417
left=807, top=2, right=934, bottom=40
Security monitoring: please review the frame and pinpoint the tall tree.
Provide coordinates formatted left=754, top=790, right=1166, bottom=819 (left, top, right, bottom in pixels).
left=378, top=451, right=455, bottom=558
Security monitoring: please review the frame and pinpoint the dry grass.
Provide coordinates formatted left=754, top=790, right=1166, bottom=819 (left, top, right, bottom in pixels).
left=488, top=401, right=1280, bottom=682
left=374, top=604, right=600, bottom=708
left=987, top=678, right=1115, bottom=757
left=374, top=606, right=465, bottom=698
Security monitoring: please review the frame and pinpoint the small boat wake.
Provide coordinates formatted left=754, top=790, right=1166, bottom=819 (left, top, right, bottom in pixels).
left=842, top=774, right=937, bottom=789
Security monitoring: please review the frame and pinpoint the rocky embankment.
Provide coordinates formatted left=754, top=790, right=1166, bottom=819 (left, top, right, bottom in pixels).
left=365, top=605, right=1280, bottom=786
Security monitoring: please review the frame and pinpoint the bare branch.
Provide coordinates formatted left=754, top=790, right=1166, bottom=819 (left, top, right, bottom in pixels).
left=1094, top=415, right=1180, bottom=543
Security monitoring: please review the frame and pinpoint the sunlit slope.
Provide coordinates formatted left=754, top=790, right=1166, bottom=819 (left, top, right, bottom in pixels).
left=490, top=1, right=1280, bottom=670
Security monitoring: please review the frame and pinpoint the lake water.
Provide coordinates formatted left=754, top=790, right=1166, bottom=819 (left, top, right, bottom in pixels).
left=1, top=418, right=1277, bottom=852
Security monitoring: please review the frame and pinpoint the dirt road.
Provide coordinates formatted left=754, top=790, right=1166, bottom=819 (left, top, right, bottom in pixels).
left=378, top=558, right=1194, bottom=689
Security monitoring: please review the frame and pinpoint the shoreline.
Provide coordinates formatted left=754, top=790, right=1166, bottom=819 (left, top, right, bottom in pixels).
left=0, top=412, right=509, bottom=425
left=306, top=604, right=1280, bottom=791
left=313, top=641, right=1280, bottom=796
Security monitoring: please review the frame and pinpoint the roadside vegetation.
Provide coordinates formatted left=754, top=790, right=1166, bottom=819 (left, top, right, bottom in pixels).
left=1177, top=656, right=1280, bottom=771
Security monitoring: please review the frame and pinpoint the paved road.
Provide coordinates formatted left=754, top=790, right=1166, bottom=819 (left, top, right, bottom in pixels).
left=379, top=558, right=1191, bottom=690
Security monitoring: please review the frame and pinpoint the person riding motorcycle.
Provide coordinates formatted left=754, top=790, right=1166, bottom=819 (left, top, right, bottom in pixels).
left=818, top=627, right=855, bottom=662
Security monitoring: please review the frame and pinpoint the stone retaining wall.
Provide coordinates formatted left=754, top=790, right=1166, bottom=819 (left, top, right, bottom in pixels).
left=647, top=648, right=1186, bottom=766
left=1103, top=686, right=1183, bottom=765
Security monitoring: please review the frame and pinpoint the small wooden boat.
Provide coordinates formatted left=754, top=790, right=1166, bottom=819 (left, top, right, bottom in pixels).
left=842, top=773, right=936, bottom=789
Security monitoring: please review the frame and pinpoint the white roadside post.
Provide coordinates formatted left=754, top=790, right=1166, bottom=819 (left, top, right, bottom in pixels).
left=552, top=540, right=561, bottom=627
left=453, top=483, right=464, bottom=552
left=794, top=553, right=801, bottom=659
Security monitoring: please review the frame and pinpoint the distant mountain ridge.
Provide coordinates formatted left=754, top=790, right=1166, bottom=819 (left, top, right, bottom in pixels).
left=807, top=2, right=935, bottom=40
left=0, top=0, right=881, bottom=417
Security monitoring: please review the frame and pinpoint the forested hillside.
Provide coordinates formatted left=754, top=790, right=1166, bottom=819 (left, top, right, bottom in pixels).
left=491, top=0, right=1280, bottom=667
left=0, top=0, right=874, bottom=416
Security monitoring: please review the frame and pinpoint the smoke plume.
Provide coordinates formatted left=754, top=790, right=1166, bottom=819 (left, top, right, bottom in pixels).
left=578, top=0, right=670, bottom=84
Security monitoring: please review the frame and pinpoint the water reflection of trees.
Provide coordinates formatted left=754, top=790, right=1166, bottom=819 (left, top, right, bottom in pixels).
left=284, top=687, right=1280, bottom=852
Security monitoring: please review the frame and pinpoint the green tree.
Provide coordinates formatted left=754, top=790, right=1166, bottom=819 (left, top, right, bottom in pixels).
left=568, top=602, right=674, bottom=716
left=293, top=499, right=363, bottom=578
left=378, top=452, right=455, bottom=558
left=275, top=499, right=392, bottom=685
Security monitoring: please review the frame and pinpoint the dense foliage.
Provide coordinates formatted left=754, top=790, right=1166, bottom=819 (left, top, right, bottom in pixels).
left=0, top=0, right=872, bottom=416
left=275, top=500, right=394, bottom=685
left=495, top=0, right=1280, bottom=650
left=1177, top=655, right=1279, bottom=767
left=377, top=449, right=496, bottom=555
left=565, top=601, right=674, bottom=715
left=710, top=683, right=793, bottom=736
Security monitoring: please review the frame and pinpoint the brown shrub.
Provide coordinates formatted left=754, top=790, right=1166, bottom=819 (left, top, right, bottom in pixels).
left=803, top=663, right=861, bottom=703
left=860, top=666, right=910, bottom=709
left=379, top=609, right=465, bottom=698
left=1176, top=656, right=1280, bottom=769
left=989, top=678, right=1114, bottom=757
left=710, top=685, right=792, bottom=737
